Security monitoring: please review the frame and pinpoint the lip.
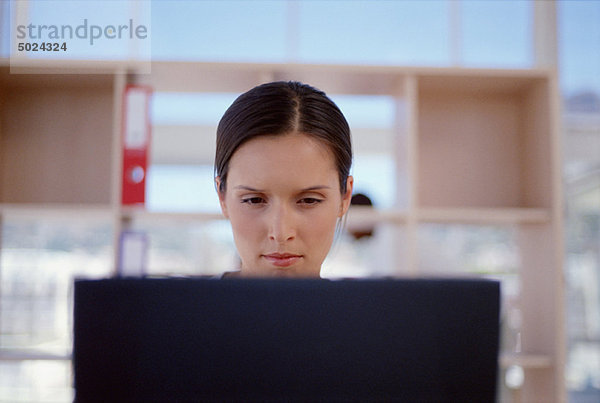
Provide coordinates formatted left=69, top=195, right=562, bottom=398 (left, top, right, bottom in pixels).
left=262, top=253, right=303, bottom=268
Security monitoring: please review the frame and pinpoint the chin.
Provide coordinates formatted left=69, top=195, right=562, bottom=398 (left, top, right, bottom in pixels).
left=273, top=268, right=320, bottom=278
left=271, top=269, right=296, bottom=278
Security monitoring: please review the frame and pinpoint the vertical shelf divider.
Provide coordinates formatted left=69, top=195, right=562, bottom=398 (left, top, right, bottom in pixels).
left=518, top=222, right=564, bottom=400
left=112, top=71, right=127, bottom=275
left=403, top=74, right=419, bottom=277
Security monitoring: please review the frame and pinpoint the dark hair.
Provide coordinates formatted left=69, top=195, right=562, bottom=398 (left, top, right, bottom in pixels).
left=215, top=81, right=352, bottom=194
left=350, top=193, right=374, bottom=240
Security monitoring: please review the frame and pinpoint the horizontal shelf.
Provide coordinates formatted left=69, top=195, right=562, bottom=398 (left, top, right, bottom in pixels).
left=417, top=207, right=551, bottom=225
left=346, top=206, right=407, bottom=226
left=0, top=349, right=71, bottom=361
left=123, top=207, right=406, bottom=224
left=499, top=353, right=552, bottom=369
left=0, top=57, right=138, bottom=76
left=0, top=351, right=551, bottom=368
left=138, top=60, right=552, bottom=94
left=117, top=207, right=551, bottom=226
left=0, top=57, right=552, bottom=76
left=0, top=65, right=123, bottom=90
left=0, top=58, right=552, bottom=100
left=120, top=207, right=225, bottom=223
left=0, top=351, right=552, bottom=369
left=0, top=203, right=115, bottom=218
left=0, top=204, right=552, bottom=227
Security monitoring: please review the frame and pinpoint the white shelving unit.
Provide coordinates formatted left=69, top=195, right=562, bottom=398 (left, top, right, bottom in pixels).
left=0, top=59, right=565, bottom=401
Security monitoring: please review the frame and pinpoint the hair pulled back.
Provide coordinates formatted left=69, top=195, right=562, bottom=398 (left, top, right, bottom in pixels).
left=215, top=81, right=352, bottom=194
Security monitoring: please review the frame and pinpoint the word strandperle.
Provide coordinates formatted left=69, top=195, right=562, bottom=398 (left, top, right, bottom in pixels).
left=16, top=19, right=148, bottom=46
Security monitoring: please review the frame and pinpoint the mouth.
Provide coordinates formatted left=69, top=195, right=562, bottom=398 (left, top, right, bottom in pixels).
left=262, top=253, right=303, bottom=268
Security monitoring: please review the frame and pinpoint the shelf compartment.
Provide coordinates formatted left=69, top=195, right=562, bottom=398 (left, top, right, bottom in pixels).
left=0, top=70, right=117, bottom=205
left=416, top=73, right=554, bottom=209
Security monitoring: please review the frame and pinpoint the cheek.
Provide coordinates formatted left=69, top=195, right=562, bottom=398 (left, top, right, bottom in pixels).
left=301, top=206, right=339, bottom=250
left=228, top=205, right=263, bottom=243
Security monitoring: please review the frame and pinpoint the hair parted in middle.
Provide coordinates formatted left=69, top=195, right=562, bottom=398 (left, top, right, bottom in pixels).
left=215, top=81, right=352, bottom=194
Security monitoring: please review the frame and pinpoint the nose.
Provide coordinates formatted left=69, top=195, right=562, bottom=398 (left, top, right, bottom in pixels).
left=267, top=203, right=296, bottom=243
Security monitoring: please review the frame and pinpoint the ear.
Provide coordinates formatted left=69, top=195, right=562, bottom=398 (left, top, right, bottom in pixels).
left=215, top=176, right=229, bottom=219
left=339, top=175, right=354, bottom=217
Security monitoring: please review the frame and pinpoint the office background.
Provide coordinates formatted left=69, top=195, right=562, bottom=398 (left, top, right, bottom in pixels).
left=0, top=0, right=599, bottom=401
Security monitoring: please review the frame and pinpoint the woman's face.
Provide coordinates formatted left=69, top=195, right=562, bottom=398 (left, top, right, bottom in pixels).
left=217, top=133, right=353, bottom=278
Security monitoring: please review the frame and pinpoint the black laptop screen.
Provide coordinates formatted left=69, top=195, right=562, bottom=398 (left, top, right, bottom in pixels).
left=73, top=278, right=500, bottom=402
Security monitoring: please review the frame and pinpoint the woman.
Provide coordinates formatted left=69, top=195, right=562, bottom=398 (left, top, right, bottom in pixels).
left=215, top=81, right=353, bottom=278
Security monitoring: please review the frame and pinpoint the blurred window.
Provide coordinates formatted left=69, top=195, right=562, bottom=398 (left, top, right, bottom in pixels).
left=560, top=1, right=600, bottom=399
left=0, top=216, right=113, bottom=401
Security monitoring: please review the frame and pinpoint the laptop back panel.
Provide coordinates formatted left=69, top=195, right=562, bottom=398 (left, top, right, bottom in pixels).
left=73, top=278, right=500, bottom=402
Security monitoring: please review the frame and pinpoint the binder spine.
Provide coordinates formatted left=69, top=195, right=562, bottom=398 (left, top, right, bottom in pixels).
left=121, top=85, right=152, bottom=205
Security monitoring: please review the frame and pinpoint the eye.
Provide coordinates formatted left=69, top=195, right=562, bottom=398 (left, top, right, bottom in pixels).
left=241, top=196, right=266, bottom=205
left=298, top=197, right=323, bottom=205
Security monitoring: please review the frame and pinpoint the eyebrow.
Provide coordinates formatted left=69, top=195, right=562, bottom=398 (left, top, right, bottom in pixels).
left=234, top=185, right=331, bottom=192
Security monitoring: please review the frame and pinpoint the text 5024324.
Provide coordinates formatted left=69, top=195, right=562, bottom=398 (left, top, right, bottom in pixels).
left=17, top=42, right=67, bottom=52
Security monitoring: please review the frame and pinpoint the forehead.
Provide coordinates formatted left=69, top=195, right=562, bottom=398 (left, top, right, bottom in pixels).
left=227, top=133, right=338, bottom=189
